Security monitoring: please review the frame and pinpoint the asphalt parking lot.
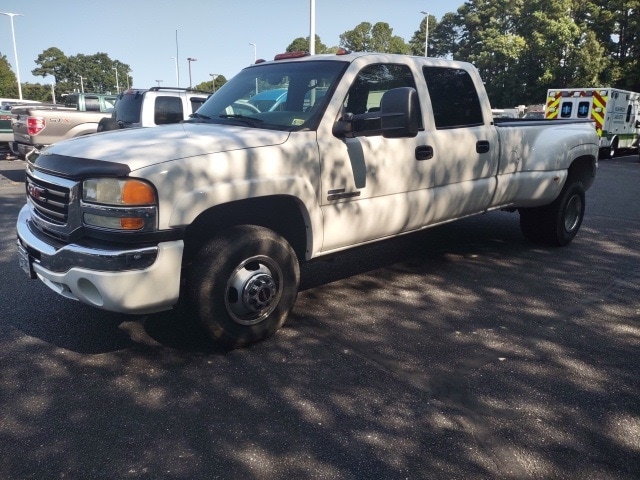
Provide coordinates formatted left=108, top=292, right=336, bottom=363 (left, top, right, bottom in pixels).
left=0, top=152, right=639, bottom=479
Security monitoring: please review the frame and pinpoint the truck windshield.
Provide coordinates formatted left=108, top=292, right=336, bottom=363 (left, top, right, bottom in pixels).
left=189, top=60, right=347, bottom=131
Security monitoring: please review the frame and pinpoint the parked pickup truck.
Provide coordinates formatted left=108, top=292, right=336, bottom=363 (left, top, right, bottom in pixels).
left=0, top=107, right=13, bottom=144
left=16, top=52, right=599, bottom=348
left=10, top=92, right=117, bottom=158
left=98, top=87, right=210, bottom=131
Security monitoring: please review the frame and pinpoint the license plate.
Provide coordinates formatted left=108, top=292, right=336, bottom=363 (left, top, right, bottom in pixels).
left=18, top=244, right=35, bottom=279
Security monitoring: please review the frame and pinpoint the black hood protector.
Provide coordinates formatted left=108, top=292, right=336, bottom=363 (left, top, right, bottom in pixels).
left=28, top=151, right=132, bottom=180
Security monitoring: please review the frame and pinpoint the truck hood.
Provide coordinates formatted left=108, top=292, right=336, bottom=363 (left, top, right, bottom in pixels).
left=39, top=123, right=291, bottom=172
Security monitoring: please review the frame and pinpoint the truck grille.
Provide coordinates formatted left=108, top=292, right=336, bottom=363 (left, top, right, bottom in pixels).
left=26, top=174, right=70, bottom=225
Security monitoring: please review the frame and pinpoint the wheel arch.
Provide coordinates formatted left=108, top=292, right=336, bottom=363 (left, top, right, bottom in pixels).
left=65, top=122, right=101, bottom=139
left=567, top=154, right=597, bottom=191
left=182, top=195, right=311, bottom=267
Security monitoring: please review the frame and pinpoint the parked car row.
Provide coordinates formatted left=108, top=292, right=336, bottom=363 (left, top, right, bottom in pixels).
left=1, top=88, right=211, bottom=159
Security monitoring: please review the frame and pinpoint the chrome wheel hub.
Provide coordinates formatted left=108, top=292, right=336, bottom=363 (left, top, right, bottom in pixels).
left=225, top=256, right=282, bottom=325
left=564, top=194, right=582, bottom=233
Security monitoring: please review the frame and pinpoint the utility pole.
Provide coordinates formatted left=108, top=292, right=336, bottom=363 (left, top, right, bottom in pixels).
left=113, top=65, right=120, bottom=94
left=0, top=12, right=23, bottom=99
left=209, top=74, right=219, bottom=93
left=187, top=57, right=197, bottom=88
left=249, top=43, right=258, bottom=94
left=309, top=0, right=316, bottom=55
left=421, top=11, right=430, bottom=57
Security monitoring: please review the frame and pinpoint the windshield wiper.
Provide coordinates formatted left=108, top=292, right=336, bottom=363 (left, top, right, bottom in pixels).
left=218, top=114, right=265, bottom=126
left=189, top=112, right=212, bottom=120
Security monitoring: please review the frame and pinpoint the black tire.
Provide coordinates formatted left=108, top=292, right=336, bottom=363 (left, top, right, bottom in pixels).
left=599, top=138, right=618, bottom=160
left=518, top=207, right=544, bottom=244
left=187, top=225, right=300, bottom=348
left=519, top=180, right=585, bottom=246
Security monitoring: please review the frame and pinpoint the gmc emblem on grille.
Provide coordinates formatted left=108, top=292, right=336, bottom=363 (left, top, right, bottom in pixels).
left=28, top=183, right=47, bottom=202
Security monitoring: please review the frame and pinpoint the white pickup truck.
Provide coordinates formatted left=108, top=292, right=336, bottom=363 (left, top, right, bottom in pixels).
left=17, top=52, right=599, bottom=348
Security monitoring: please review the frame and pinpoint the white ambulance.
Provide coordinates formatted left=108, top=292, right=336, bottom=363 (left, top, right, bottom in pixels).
left=545, top=88, right=640, bottom=159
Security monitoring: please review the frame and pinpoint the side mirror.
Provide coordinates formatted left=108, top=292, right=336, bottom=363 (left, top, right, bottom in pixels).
left=379, top=87, right=420, bottom=138
left=333, top=87, right=420, bottom=138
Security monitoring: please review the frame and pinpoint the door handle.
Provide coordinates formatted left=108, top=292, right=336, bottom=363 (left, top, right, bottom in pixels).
left=476, top=140, right=490, bottom=154
left=415, top=145, right=433, bottom=161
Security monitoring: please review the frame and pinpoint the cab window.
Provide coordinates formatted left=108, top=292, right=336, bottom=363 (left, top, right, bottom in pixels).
left=190, top=96, right=207, bottom=112
left=343, top=63, right=422, bottom=132
left=422, top=67, right=483, bottom=129
left=154, top=96, right=183, bottom=124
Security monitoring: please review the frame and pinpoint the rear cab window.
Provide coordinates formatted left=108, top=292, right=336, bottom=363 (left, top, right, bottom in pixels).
left=114, top=92, right=143, bottom=124
left=190, top=96, right=207, bottom=113
left=422, top=67, right=483, bottom=129
left=154, top=96, right=183, bottom=125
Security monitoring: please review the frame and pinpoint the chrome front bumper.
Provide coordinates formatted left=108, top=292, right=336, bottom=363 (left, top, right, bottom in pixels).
left=16, top=204, right=184, bottom=314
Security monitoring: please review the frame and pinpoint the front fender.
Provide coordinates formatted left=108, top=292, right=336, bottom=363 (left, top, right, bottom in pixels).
left=168, top=177, right=323, bottom=258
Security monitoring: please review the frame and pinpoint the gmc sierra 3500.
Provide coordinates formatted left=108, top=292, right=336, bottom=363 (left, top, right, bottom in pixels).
left=17, top=51, right=598, bottom=348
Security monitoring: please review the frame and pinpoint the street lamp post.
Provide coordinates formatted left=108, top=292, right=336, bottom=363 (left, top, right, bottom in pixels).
left=79, top=75, right=84, bottom=93
left=420, top=11, right=430, bottom=57
left=187, top=57, right=197, bottom=88
left=113, top=66, right=120, bottom=94
left=0, top=12, right=23, bottom=100
left=156, top=80, right=163, bottom=87
left=170, top=57, right=179, bottom=87
left=209, top=73, right=219, bottom=93
left=309, top=0, right=316, bottom=55
left=249, top=43, right=258, bottom=94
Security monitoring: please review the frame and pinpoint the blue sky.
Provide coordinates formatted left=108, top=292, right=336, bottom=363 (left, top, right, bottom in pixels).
left=1, top=0, right=457, bottom=93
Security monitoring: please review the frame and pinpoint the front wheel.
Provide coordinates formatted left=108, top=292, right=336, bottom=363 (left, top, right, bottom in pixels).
left=187, top=225, right=300, bottom=348
left=519, top=180, right=585, bottom=246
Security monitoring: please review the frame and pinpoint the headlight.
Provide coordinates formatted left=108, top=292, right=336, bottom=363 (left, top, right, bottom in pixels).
left=83, top=178, right=156, bottom=205
left=82, top=178, right=157, bottom=231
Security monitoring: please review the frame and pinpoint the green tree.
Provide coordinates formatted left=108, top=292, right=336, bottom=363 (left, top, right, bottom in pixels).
left=32, top=47, right=131, bottom=94
left=32, top=47, right=69, bottom=84
left=286, top=34, right=334, bottom=53
left=340, top=21, right=409, bottom=53
left=339, top=22, right=372, bottom=51
left=21, top=83, right=53, bottom=103
left=0, top=53, right=19, bottom=98
left=195, top=74, right=227, bottom=93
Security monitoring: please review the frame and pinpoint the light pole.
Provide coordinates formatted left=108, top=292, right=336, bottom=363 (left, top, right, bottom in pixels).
left=420, top=11, right=430, bottom=57
left=170, top=57, right=179, bottom=87
left=79, top=75, right=84, bottom=93
left=249, top=43, right=258, bottom=94
left=309, top=0, right=316, bottom=55
left=156, top=80, right=163, bottom=87
left=209, top=73, right=219, bottom=93
left=0, top=12, right=23, bottom=100
left=187, top=57, right=197, bottom=88
left=113, top=65, right=120, bottom=94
